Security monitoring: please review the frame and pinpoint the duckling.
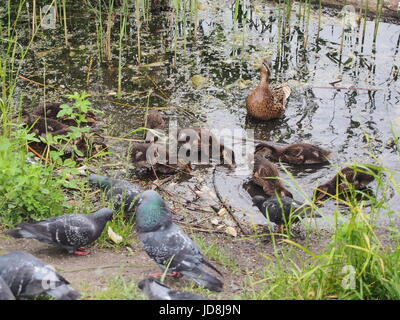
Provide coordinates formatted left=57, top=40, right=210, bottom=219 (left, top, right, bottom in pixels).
left=131, top=143, right=190, bottom=174
left=178, top=127, right=235, bottom=167
left=145, top=110, right=166, bottom=143
left=146, top=110, right=165, bottom=130
left=28, top=116, right=71, bottom=137
left=314, top=165, right=378, bottom=201
left=245, top=60, right=291, bottom=121
left=252, top=155, right=293, bottom=198
left=33, top=102, right=97, bottom=126
left=255, top=142, right=332, bottom=164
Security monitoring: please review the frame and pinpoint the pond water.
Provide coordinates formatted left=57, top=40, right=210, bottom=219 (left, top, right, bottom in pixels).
left=9, top=0, right=400, bottom=228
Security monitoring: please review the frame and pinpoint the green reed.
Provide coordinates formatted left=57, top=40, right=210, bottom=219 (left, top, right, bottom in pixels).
left=62, top=0, right=68, bottom=47
left=373, top=0, right=383, bottom=42
left=135, top=0, right=142, bottom=64
left=117, top=0, right=129, bottom=98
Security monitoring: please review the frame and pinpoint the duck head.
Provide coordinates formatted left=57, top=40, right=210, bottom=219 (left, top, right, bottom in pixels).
left=260, top=60, right=272, bottom=81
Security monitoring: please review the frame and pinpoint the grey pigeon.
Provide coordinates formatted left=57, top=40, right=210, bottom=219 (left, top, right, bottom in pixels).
left=0, top=276, right=15, bottom=300
left=7, top=208, right=113, bottom=255
left=88, top=174, right=142, bottom=215
left=252, top=195, right=318, bottom=232
left=88, top=174, right=141, bottom=216
left=0, top=251, right=80, bottom=300
left=135, top=190, right=223, bottom=292
left=138, top=277, right=208, bottom=300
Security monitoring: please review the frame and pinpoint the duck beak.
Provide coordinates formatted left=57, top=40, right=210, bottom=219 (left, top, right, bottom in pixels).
left=262, top=61, right=272, bottom=74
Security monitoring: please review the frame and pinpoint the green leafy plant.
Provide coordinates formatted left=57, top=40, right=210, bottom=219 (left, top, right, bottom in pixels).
left=57, top=92, right=101, bottom=127
left=0, top=130, right=68, bottom=226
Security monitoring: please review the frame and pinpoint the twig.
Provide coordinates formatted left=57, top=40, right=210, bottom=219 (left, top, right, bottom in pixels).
left=92, top=99, right=177, bottom=109
left=211, top=166, right=250, bottom=236
left=177, top=221, right=226, bottom=234
left=143, top=73, right=170, bottom=99
left=103, top=135, right=143, bottom=142
left=18, top=74, right=55, bottom=88
left=309, top=85, right=381, bottom=91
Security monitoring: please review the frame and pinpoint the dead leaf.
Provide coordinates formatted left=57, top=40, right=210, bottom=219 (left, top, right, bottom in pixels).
left=108, top=226, right=123, bottom=244
left=218, top=208, right=228, bottom=216
left=191, top=75, right=208, bottom=88
left=225, top=226, right=237, bottom=237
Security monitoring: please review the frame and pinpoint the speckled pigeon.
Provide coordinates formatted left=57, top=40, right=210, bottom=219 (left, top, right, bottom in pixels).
left=0, top=276, right=15, bottom=300
left=252, top=195, right=318, bottom=232
left=0, top=251, right=80, bottom=300
left=135, top=190, right=223, bottom=292
left=88, top=174, right=142, bottom=216
left=138, top=277, right=208, bottom=300
left=7, top=208, right=113, bottom=255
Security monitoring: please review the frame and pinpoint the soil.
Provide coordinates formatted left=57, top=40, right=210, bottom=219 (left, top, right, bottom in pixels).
left=0, top=222, right=331, bottom=299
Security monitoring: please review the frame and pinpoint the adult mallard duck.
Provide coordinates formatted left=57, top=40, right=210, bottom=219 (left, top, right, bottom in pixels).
left=314, top=165, right=378, bottom=201
left=255, top=142, right=332, bottom=164
left=245, top=60, right=291, bottom=121
left=252, top=155, right=293, bottom=198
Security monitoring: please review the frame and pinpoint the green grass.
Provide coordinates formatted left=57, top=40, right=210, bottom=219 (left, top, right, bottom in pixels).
left=89, top=275, right=146, bottom=300
left=191, top=234, right=241, bottom=273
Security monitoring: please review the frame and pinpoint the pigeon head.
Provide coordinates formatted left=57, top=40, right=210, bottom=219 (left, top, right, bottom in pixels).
left=88, top=174, right=111, bottom=189
left=137, top=190, right=163, bottom=206
left=93, top=208, right=114, bottom=222
left=135, top=190, right=170, bottom=232
left=252, top=195, right=267, bottom=210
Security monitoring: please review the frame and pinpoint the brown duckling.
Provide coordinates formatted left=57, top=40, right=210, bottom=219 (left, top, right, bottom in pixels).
left=146, top=110, right=165, bottom=130
left=131, top=143, right=190, bottom=174
left=177, top=127, right=235, bottom=167
left=145, top=111, right=166, bottom=143
left=245, top=60, right=291, bottom=121
left=255, top=142, right=332, bottom=164
left=26, top=114, right=71, bottom=137
left=314, top=165, right=378, bottom=201
left=33, top=102, right=97, bottom=126
left=252, top=155, right=293, bottom=198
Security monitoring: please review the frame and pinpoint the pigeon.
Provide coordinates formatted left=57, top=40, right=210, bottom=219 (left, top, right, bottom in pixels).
left=0, top=276, right=15, bottom=300
left=252, top=195, right=317, bottom=232
left=135, top=190, right=223, bottom=292
left=138, top=277, right=208, bottom=300
left=0, top=251, right=80, bottom=300
left=7, top=208, right=113, bottom=255
left=88, top=174, right=142, bottom=216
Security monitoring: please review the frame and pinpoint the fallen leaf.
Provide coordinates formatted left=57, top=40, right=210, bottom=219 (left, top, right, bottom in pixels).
left=138, top=61, right=165, bottom=68
left=218, top=208, right=228, bottom=216
left=210, top=218, right=219, bottom=225
left=191, top=75, right=208, bottom=88
left=108, top=226, right=123, bottom=244
left=225, top=226, right=237, bottom=237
